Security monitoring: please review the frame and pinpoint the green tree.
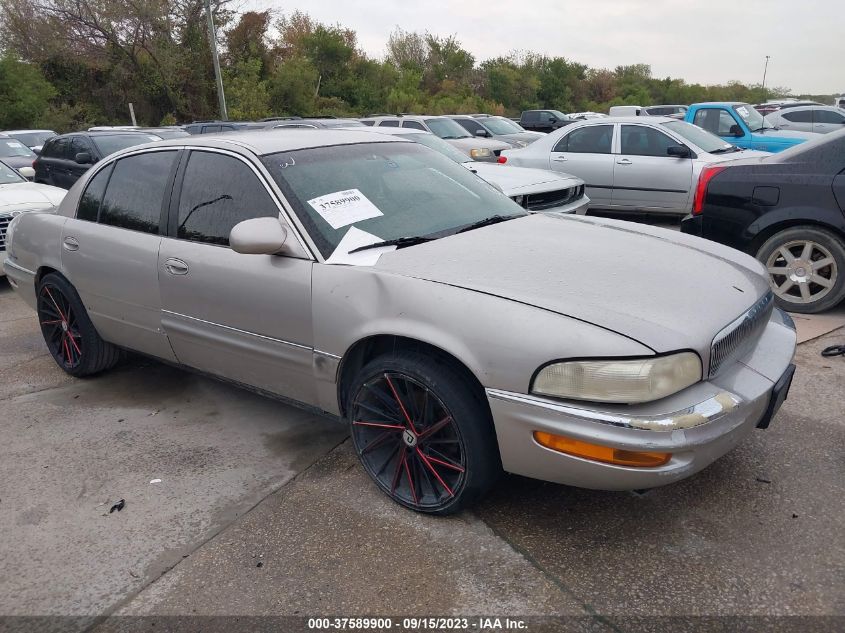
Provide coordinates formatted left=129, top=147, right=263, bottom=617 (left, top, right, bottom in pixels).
left=224, top=58, right=270, bottom=120
left=0, top=55, right=56, bottom=128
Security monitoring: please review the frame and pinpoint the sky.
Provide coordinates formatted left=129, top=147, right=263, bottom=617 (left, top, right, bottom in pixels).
left=245, top=0, right=841, bottom=95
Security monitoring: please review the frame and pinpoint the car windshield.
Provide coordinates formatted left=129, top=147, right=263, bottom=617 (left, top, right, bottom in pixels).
left=482, top=117, right=523, bottom=134
left=424, top=118, right=471, bottom=139
left=397, top=132, right=471, bottom=164
left=0, top=139, right=36, bottom=158
left=0, top=161, right=26, bottom=184
left=8, top=131, right=55, bottom=147
left=92, top=134, right=161, bottom=157
left=732, top=104, right=773, bottom=131
left=262, top=142, right=524, bottom=258
left=662, top=120, right=734, bottom=153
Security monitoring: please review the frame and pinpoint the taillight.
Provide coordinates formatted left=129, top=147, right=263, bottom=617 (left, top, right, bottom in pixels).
left=32, top=160, right=37, bottom=168
left=497, top=155, right=507, bottom=164
left=692, top=166, right=726, bottom=215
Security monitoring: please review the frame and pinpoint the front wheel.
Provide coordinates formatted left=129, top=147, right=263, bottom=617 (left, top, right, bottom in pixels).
left=757, top=226, right=845, bottom=314
left=37, top=273, right=121, bottom=376
left=348, top=352, right=500, bottom=515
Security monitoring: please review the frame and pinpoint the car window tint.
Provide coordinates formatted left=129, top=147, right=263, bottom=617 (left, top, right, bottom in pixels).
left=176, top=151, right=279, bottom=246
left=99, top=151, right=177, bottom=234
left=92, top=134, right=157, bottom=157
left=782, top=110, right=813, bottom=123
left=455, top=119, right=484, bottom=134
left=620, top=125, right=677, bottom=157
left=70, top=137, right=93, bottom=158
left=523, top=112, right=538, bottom=122
left=402, top=120, right=426, bottom=131
left=379, top=120, right=400, bottom=127
left=203, top=125, right=221, bottom=133
left=693, top=109, right=728, bottom=135
left=77, top=164, right=112, bottom=222
left=815, top=109, right=845, bottom=124
left=361, top=121, right=375, bottom=126
left=560, top=125, right=613, bottom=154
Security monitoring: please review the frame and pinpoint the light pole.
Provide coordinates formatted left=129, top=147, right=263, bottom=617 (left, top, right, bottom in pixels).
left=204, top=0, right=228, bottom=121
left=761, top=55, right=771, bottom=98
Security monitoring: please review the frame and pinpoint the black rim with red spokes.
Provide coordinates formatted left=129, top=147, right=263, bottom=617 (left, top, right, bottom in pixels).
left=351, top=372, right=466, bottom=511
left=38, top=284, right=83, bottom=369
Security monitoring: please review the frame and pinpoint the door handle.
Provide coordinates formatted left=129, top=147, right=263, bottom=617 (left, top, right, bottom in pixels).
left=553, top=156, right=568, bottom=162
left=164, top=258, right=189, bottom=275
left=62, top=236, right=79, bottom=251
left=616, top=158, right=633, bottom=165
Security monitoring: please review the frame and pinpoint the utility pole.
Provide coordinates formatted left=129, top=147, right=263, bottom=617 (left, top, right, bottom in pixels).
left=204, top=0, right=228, bottom=121
left=761, top=55, right=771, bottom=98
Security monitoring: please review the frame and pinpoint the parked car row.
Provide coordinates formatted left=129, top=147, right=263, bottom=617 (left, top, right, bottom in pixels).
left=3, top=128, right=798, bottom=515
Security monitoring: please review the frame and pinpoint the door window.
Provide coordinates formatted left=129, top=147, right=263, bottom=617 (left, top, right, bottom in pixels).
left=176, top=151, right=280, bottom=246
left=77, top=164, right=113, bottom=222
left=203, top=125, right=221, bottom=133
left=553, top=125, right=613, bottom=154
left=46, top=138, right=71, bottom=160
left=99, top=151, right=177, bottom=234
left=378, top=120, right=401, bottom=127
left=815, top=109, right=845, bottom=124
left=70, top=137, right=94, bottom=161
left=455, top=119, right=485, bottom=135
left=620, top=125, right=677, bottom=157
left=782, top=109, right=813, bottom=123
left=693, top=109, right=739, bottom=136
left=401, top=120, right=426, bottom=131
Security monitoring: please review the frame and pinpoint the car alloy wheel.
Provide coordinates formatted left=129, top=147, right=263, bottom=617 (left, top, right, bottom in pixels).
left=38, top=282, right=84, bottom=370
left=765, top=239, right=837, bottom=306
left=351, top=371, right=467, bottom=512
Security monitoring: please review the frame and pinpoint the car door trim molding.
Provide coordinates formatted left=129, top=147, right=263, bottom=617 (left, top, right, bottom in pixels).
left=586, top=184, right=687, bottom=194
left=161, top=309, right=312, bottom=351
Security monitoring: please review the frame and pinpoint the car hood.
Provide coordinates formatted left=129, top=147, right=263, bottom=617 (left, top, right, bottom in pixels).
left=750, top=129, right=818, bottom=143
left=0, top=182, right=66, bottom=211
left=468, top=163, right=582, bottom=195
left=1, top=156, right=36, bottom=170
left=498, top=132, right=545, bottom=145
left=448, top=137, right=513, bottom=152
left=374, top=214, right=769, bottom=353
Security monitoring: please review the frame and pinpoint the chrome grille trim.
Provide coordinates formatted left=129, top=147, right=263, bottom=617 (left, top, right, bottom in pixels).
left=0, top=213, right=11, bottom=252
left=709, top=292, right=774, bottom=377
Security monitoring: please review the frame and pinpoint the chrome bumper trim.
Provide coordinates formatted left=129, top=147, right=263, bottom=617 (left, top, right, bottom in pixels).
left=485, top=388, right=742, bottom=432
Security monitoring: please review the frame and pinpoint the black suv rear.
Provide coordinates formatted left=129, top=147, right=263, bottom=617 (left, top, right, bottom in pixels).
left=34, top=131, right=161, bottom=189
left=519, top=110, right=572, bottom=133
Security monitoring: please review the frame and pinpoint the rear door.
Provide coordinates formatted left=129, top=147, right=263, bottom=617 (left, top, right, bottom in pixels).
left=46, top=137, right=73, bottom=188
left=548, top=124, right=615, bottom=207
left=68, top=136, right=96, bottom=186
left=612, top=124, right=693, bottom=211
left=60, top=149, right=180, bottom=359
left=778, top=108, right=814, bottom=132
left=813, top=108, right=845, bottom=134
left=157, top=149, right=316, bottom=404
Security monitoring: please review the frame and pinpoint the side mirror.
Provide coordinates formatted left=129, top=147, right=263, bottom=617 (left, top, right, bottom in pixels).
left=666, top=145, right=691, bottom=158
left=229, top=217, right=288, bottom=255
left=728, top=124, right=743, bottom=137
left=75, top=152, right=92, bottom=164
left=18, top=166, right=35, bottom=179
left=475, top=129, right=490, bottom=138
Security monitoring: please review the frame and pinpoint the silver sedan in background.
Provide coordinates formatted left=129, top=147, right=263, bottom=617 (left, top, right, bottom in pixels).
left=502, top=116, right=770, bottom=215
left=4, top=130, right=796, bottom=515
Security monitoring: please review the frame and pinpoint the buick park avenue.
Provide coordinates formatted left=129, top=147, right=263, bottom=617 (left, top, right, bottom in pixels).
left=3, top=129, right=796, bottom=514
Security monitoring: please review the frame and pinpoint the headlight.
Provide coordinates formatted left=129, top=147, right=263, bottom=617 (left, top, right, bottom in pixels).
left=470, top=148, right=492, bottom=159
left=531, top=352, right=702, bottom=404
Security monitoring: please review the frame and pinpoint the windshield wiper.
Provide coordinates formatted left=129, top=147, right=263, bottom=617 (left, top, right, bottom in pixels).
left=750, top=127, right=772, bottom=133
left=710, top=146, right=741, bottom=154
left=455, top=215, right=517, bottom=234
left=348, top=235, right=435, bottom=254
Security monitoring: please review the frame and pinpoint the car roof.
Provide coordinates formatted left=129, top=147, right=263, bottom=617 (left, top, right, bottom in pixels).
left=566, top=116, right=676, bottom=124
left=125, top=128, right=406, bottom=156
left=694, top=102, right=747, bottom=106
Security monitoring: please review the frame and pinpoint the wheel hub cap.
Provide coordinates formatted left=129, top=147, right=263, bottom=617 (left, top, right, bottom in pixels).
left=402, top=429, right=418, bottom=447
left=766, top=240, right=837, bottom=305
left=61, top=321, right=68, bottom=332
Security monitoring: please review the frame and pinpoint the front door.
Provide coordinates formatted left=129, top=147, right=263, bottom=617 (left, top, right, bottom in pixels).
left=60, top=149, right=179, bottom=360
left=611, top=124, right=693, bottom=211
left=157, top=149, right=316, bottom=404
left=549, top=124, right=615, bottom=207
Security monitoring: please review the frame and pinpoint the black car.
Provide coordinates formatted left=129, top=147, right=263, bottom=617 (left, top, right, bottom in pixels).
left=34, top=131, right=162, bottom=189
left=518, top=110, right=573, bottom=133
left=682, top=128, right=845, bottom=313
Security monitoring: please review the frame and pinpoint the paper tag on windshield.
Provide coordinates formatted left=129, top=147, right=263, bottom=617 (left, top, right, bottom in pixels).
left=325, top=226, right=396, bottom=266
left=736, top=106, right=749, bottom=118
left=307, top=188, right=383, bottom=229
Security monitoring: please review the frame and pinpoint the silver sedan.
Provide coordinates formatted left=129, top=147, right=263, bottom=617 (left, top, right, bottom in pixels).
left=4, top=130, right=796, bottom=514
left=502, top=117, right=770, bottom=215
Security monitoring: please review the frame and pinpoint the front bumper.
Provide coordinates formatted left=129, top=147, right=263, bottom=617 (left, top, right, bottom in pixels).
left=486, top=312, right=796, bottom=490
left=536, top=195, right=590, bottom=216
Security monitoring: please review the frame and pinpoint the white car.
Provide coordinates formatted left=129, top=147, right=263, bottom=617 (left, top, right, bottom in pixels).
left=1, top=129, right=57, bottom=154
left=0, top=160, right=65, bottom=276
left=349, top=127, right=589, bottom=215
left=502, top=116, right=770, bottom=215
left=764, top=105, right=845, bottom=135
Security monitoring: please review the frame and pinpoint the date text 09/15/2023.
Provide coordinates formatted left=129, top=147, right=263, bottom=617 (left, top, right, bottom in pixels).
left=307, top=616, right=528, bottom=630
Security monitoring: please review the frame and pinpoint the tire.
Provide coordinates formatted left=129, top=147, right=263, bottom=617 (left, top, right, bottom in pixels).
left=36, top=273, right=121, bottom=376
left=347, top=351, right=501, bottom=515
left=756, top=226, right=845, bottom=314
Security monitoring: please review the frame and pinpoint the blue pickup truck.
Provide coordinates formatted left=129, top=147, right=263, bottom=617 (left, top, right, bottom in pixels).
left=685, top=102, right=817, bottom=152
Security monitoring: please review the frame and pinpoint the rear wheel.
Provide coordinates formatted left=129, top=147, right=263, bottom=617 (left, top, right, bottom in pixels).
left=347, top=352, right=500, bottom=515
left=37, top=273, right=121, bottom=376
left=757, top=226, right=845, bottom=314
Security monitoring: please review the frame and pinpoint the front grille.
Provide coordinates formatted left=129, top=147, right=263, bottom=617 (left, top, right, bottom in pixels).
left=709, top=292, right=774, bottom=377
left=516, top=184, right=584, bottom=211
left=0, top=213, right=11, bottom=252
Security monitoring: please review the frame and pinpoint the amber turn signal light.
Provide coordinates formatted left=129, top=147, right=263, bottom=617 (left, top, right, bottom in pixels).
left=533, top=431, right=671, bottom=468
